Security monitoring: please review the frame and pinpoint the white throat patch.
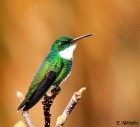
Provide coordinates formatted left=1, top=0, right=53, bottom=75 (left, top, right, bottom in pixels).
left=59, top=44, right=77, bottom=60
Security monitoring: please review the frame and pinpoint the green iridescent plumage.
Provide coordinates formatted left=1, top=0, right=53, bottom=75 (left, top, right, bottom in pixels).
left=17, top=34, right=92, bottom=111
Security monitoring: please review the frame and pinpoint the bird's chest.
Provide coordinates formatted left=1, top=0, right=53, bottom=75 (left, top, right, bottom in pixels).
left=53, top=60, right=72, bottom=86
left=59, top=68, right=71, bottom=85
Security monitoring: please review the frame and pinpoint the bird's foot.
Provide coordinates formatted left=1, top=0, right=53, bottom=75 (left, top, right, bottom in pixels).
left=51, top=86, right=61, bottom=94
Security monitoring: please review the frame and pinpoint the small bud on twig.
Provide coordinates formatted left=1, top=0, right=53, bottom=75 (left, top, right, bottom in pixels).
left=17, top=91, right=24, bottom=102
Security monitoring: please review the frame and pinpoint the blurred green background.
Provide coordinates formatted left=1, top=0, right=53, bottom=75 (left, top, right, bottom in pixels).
left=0, top=0, right=140, bottom=127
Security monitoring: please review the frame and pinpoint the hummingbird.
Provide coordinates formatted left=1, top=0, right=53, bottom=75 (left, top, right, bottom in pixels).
left=17, top=34, right=92, bottom=111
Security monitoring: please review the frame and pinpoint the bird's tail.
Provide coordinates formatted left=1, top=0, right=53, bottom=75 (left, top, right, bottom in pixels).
left=17, top=71, right=56, bottom=111
left=17, top=98, right=29, bottom=112
left=17, top=84, right=51, bottom=111
left=23, top=84, right=52, bottom=111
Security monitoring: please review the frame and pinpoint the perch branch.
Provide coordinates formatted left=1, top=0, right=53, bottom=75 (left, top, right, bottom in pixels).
left=55, top=87, right=86, bottom=127
left=17, top=91, right=34, bottom=127
left=42, top=87, right=61, bottom=127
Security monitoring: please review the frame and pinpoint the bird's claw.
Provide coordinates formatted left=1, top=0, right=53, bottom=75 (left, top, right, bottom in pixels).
left=51, top=86, right=61, bottom=94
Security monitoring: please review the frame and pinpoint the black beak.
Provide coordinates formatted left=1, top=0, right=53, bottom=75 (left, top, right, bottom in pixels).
left=71, top=34, right=93, bottom=43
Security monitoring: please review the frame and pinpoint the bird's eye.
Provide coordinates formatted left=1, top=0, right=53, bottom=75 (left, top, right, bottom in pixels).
left=59, top=41, right=65, bottom=46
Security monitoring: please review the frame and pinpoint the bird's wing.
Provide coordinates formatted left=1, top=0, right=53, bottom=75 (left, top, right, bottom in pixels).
left=23, top=70, right=57, bottom=111
left=17, top=59, right=63, bottom=111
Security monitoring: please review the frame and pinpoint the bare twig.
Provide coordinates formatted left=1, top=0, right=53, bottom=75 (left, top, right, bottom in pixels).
left=55, top=87, right=86, bottom=127
left=17, top=91, right=34, bottom=127
left=42, top=87, right=61, bottom=127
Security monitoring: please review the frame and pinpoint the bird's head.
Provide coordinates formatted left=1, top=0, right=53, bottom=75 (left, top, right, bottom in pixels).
left=51, top=34, right=93, bottom=60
